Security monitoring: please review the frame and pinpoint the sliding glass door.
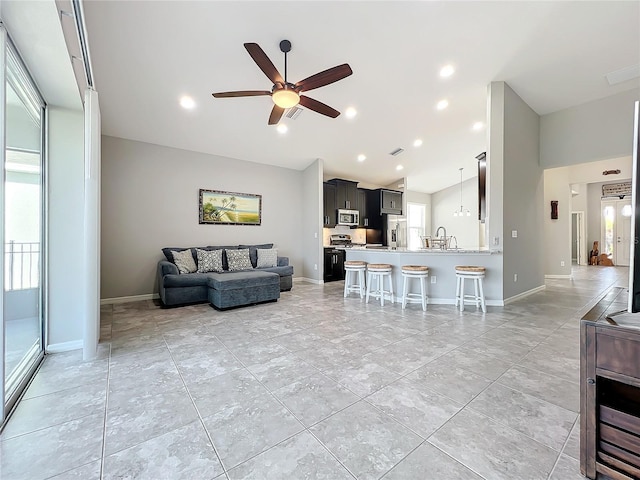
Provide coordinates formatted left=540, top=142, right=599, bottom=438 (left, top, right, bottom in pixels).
left=1, top=29, right=46, bottom=420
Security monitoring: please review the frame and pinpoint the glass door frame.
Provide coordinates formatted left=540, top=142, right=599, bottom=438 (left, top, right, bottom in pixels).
left=0, top=26, right=47, bottom=425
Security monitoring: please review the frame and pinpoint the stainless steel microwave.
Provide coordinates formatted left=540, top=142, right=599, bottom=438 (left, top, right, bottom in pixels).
left=337, top=209, right=359, bottom=226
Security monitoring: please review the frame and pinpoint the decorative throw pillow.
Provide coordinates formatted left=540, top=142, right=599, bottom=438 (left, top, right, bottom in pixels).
left=171, top=249, right=197, bottom=274
left=196, top=248, right=224, bottom=273
left=256, top=248, right=278, bottom=268
left=225, top=249, right=253, bottom=271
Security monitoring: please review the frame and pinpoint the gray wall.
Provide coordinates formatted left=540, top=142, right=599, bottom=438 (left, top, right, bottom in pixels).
left=101, top=136, right=305, bottom=299
left=431, top=177, right=479, bottom=249
left=48, top=107, right=85, bottom=348
left=540, top=88, right=640, bottom=168
left=302, top=159, right=323, bottom=282
left=501, top=83, right=544, bottom=299
left=543, top=167, right=572, bottom=276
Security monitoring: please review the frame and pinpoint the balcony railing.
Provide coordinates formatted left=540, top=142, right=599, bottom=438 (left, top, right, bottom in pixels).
left=5, top=241, right=39, bottom=291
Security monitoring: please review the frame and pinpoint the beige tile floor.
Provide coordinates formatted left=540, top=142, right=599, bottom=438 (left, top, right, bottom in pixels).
left=0, top=265, right=628, bottom=479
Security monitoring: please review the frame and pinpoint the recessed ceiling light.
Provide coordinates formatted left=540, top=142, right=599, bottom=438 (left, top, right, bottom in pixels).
left=413, top=139, right=423, bottom=147
left=437, top=99, right=449, bottom=110
left=396, top=165, right=404, bottom=171
left=357, top=154, right=366, bottom=162
left=180, top=95, right=195, bottom=109
left=345, top=107, right=358, bottom=118
left=277, top=124, right=288, bottom=134
left=440, top=64, right=455, bottom=78
left=472, top=121, right=484, bottom=131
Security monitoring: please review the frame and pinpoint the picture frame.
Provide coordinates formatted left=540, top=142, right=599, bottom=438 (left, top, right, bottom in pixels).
left=199, top=189, right=262, bottom=225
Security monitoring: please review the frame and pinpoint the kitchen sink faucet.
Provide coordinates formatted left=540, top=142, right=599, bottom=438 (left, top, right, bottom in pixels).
left=435, top=226, right=447, bottom=249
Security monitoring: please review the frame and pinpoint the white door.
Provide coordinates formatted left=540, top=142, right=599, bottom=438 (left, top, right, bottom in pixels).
left=601, top=199, right=632, bottom=266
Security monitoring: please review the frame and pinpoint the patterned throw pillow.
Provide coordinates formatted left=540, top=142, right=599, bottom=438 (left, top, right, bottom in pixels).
left=256, top=248, right=278, bottom=268
left=226, top=249, right=253, bottom=271
left=171, top=249, right=197, bottom=274
left=196, top=248, right=224, bottom=273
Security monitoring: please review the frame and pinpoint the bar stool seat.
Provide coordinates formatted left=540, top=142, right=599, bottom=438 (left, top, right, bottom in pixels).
left=366, top=264, right=394, bottom=306
left=455, top=265, right=486, bottom=313
left=401, top=265, right=429, bottom=311
left=344, top=261, right=367, bottom=298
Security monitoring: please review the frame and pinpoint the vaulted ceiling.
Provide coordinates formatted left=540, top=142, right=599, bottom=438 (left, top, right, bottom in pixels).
left=79, top=1, right=640, bottom=193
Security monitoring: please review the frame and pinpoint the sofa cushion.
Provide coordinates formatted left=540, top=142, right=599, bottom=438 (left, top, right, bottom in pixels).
left=239, top=243, right=274, bottom=268
left=172, top=249, right=197, bottom=274
left=256, top=248, right=278, bottom=268
left=163, top=273, right=211, bottom=288
left=196, top=248, right=224, bottom=273
left=258, top=265, right=294, bottom=277
left=226, top=249, right=253, bottom=271
left=206, top=271, right=279, bottom=291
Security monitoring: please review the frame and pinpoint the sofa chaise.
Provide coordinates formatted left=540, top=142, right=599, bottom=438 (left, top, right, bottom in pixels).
left=157, top=243, right=293, bottom=309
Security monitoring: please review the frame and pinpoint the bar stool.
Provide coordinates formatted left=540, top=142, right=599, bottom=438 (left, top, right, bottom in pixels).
left=344, top=260, right=367, bottom=298
left=400, top=265, right=429, bottom=311
left=455, top=266, right=487, bottom=313
left=366, top=263, right=394, bottom=306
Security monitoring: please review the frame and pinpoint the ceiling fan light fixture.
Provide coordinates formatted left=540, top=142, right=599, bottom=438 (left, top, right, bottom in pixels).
left=272, top=87, right=300, bottom=109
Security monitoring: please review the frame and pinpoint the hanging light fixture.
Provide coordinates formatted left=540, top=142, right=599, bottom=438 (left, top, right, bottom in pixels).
left=453, top=167, right=471, bottom=217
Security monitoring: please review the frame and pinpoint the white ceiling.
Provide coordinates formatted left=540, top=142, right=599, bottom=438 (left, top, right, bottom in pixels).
left=80, top=1, right=639, bottom=193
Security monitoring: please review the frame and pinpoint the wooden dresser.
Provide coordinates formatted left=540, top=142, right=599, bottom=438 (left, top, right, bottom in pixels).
left=581, top=315, right=640, bottom=479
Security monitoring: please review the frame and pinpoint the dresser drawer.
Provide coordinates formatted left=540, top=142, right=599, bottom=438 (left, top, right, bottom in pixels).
left=596, top=331, right=640, bottom=378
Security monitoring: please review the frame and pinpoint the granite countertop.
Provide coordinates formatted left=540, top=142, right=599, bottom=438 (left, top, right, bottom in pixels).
left=346, top=246, right=498, bottom=254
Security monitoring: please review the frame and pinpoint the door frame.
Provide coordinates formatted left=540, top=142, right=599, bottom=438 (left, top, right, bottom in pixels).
left=571, top=211, right=587, bottom=265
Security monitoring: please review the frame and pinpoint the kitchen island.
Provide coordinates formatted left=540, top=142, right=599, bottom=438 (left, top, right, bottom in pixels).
left=345, top=247, right=503, bottom=306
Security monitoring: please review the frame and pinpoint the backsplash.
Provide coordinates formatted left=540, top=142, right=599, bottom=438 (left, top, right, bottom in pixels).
left=323, top=226, right=367, bottom=246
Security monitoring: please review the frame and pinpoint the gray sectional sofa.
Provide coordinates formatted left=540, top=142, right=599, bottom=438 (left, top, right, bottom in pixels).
left=157, top=243, right=293, bottom=309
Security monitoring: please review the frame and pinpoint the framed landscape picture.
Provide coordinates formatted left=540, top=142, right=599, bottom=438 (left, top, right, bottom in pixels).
left=199, top=189, right=262, bottom=225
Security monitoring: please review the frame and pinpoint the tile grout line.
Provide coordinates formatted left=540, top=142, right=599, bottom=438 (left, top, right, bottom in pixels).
left=208, top=329, right=359, bottom=479
left=161, top=332, right=230, bottom=480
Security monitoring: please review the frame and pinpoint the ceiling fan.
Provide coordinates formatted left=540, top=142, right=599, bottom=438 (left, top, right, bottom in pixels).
left=212, top=40, right=353, bottom=125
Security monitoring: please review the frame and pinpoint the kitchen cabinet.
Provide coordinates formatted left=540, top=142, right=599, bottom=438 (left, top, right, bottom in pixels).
left=357, top=188, right=369, bottom=227
left=581, top=317, right=640, bottom=479
left=323, top=182, right=337, bottom=227
left=381, top=189, right=403, bottom=214
left=328, top=179, right=358, bottom=210
left=323, top=248, right=345, bottom=282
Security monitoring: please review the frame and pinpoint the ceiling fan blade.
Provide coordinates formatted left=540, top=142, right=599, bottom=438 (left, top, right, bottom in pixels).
left=299, top=96, right=340, bottom=118
left=268, top=105, right=285, bottom=125
left=295, top=64, right=353, bottom=93
left=244, top=43, right=284, bottom=85
left=212, top=90, right=271, bottom=98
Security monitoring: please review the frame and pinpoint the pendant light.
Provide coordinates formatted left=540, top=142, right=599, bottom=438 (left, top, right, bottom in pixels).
left=453, top=167, right=471, bottom=217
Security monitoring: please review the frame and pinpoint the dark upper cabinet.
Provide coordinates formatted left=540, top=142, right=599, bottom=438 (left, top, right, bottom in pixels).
left=365, top=189, right=383, bottom=230
left=477, top=152, right=487, bottom=223
left=357, top=188, right=369, bottom=227
left=328, top=179, right=358, bottom=210
left=380, top=189, right=403, bottom=214
left=323, top=182, right=337, bottom=227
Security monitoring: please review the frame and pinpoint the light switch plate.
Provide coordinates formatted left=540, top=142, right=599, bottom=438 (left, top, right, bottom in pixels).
left=512, top=230, right=518, bottom=238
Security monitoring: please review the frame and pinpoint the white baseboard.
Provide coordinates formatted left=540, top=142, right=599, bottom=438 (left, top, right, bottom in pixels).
left=294, top=277, right=323, bottom=285
left=101, top=293, right=159, bottom=305
left=544, top=274, right=572, bottom=279
left=503, top=285, right=546, bottom=305
left=426, top=298, right=504, bottom=307
left=46, top=340, right=83, bottom=353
